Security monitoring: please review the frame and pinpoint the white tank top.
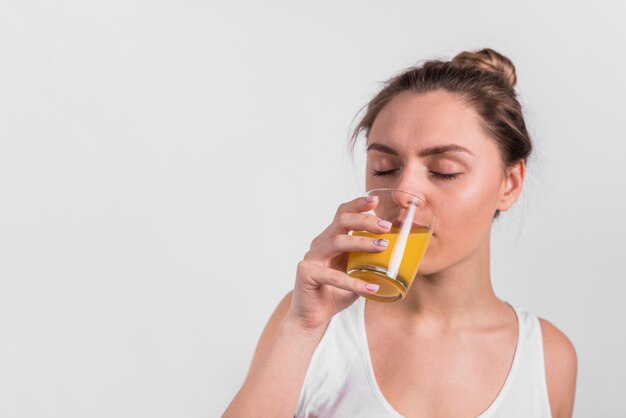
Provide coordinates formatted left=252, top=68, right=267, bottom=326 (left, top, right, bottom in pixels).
left=295, top=297, right=552, bottom=417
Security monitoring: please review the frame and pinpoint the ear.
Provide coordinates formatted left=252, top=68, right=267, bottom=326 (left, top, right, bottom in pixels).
left=497, top=160, right=525, bottom=212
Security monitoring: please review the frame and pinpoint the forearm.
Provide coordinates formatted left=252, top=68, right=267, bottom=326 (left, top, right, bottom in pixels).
left=222, top=317, right=328, bottom=418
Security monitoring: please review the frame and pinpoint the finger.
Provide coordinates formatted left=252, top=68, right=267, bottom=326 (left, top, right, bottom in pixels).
left=313, top=233, right=389, bottom=261
left=331, top=211, right=392, bottom=235
left=334, top=195, right=380, bottom=219
left=299, top=260, right=380, bottom=295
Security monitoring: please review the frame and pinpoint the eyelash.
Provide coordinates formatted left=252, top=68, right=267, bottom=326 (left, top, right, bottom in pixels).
left=371, top=169, right=459, bottom=181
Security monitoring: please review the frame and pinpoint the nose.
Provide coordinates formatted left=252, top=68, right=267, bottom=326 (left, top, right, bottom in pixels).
left=389, top=191, right=430, bottom=228
left=387, top=168, right=434, bottom=230
left=390, top=189, right=426, bottom=209
left=391, top=167, right=429, bottom=208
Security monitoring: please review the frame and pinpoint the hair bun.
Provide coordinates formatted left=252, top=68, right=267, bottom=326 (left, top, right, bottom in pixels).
left=452, top=48, right=517, bottom=88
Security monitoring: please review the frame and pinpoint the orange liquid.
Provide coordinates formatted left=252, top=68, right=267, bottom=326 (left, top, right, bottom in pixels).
left=347, top=226, right=432, bottom=302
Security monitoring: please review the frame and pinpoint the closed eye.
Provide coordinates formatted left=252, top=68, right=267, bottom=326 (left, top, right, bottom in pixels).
left=430, top=172, right=459, bottom=181
left=371, top=169, right=460, bottom=181
left=371, top=169, right=398, bottom=177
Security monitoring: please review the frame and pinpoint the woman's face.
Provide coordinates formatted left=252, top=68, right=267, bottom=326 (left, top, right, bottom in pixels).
left=365, top=89, right=523, bottom=275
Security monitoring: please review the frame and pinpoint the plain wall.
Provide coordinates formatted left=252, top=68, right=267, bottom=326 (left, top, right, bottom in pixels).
left=1, top=1, right=625, bottom=417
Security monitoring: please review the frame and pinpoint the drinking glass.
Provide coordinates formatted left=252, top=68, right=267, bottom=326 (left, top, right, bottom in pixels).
left=346, top=188, right=436, bottom=302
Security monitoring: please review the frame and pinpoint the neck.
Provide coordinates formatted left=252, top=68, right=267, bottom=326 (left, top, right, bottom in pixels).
left=390, top=237, right=503, bottom=328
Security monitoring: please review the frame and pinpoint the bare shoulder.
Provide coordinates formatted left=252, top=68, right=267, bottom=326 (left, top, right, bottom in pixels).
left=538, top=317, right=578, bottom=418
left=246, top=290, right=293, bottom=376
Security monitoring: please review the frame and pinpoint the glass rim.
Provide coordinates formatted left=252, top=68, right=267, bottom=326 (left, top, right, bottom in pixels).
left=362, top=187, right=437, bottom=228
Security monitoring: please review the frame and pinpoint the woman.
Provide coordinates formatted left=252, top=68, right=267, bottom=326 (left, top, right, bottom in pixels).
left=223, top=48, right=577, bottom=418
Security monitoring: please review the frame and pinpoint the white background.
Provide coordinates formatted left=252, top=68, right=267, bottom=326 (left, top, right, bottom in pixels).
left=1, top=1, right=625, bottom=417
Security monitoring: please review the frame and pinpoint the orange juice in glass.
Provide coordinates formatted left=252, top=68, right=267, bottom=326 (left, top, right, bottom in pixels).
left=346, top=188, right=435, bottom=302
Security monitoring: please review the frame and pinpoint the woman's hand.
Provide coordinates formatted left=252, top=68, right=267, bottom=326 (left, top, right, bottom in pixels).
left=284, top=195, right=393, bottom=331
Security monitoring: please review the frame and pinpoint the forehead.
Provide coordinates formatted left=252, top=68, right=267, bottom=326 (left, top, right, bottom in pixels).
left=368, top=89, right=492, bottom=154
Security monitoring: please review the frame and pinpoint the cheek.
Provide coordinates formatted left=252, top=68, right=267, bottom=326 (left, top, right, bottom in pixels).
left=433, top=188, right=491, bottom=234
left=422, top=179, right=500, bottom=266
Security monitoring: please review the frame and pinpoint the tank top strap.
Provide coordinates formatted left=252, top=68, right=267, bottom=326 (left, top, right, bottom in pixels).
left=483, top=302, right=552, bottom=417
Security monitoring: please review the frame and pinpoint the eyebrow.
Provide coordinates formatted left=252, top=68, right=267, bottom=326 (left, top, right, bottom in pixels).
left=366, top=142, right=474, bottom=157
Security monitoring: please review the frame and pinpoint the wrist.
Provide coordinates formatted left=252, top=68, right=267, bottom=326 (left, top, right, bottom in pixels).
left=281, top=314, right=330, bottom=339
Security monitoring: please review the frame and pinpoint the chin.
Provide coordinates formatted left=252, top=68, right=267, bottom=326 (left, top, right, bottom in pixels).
left=415, top=264, right=436, bottom=278
left=415, top=237, right=438, bottom=276
left=416, top=244, right=475, bottom=278
left=415, top=257, right=437, bottom=277
left=414, top=242, right=452, bottom=277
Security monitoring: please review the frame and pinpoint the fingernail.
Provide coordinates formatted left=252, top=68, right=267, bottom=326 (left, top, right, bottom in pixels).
left=374, top=238, right=388, bottom=247
left=377, top=220, right=392, bottom=230
left=365, top=283, right=380, bottom=293
left=366, top=196, right=378, bottom=203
